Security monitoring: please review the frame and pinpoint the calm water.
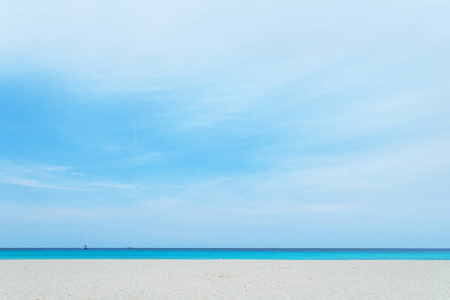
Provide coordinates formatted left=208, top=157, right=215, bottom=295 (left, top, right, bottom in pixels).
left=0, top=248, right=450, bottom=260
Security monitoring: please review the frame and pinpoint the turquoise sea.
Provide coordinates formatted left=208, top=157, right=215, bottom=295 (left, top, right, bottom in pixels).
left=1, top=249, right=450, bottom=260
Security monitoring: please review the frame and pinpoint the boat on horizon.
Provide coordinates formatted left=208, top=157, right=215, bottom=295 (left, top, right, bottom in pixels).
left=83, top=221, right=88, bottom=250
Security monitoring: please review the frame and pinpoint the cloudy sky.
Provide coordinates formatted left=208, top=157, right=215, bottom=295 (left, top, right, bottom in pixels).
left=1, top=0, right=449, bottom=248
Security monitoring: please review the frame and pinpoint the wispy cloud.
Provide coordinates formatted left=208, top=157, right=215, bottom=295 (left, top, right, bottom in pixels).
left=89, top=180, right=136, bottom=190
left=0, top=175, right=81, bottom=190
left=0, top=160, right=135, bottom=191
left=0, top=161, right=81, bottom=190
left=112, top=153, right=160, bottom=167
left=35, top=164, right=74, bottom=172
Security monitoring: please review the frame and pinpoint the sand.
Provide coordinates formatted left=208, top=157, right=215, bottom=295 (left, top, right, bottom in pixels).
left=1, top=260, right=449, bottom=299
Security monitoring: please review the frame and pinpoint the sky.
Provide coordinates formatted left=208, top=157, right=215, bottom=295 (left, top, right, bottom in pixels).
left=0, top=0, right=449, bottom=248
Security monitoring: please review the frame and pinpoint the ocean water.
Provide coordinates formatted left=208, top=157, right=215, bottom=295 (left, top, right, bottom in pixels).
left=0, top=248, right=450, bottom=260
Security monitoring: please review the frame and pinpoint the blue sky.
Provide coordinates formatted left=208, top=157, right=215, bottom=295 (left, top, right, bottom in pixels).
left=1, top=0, right=449, bottom=247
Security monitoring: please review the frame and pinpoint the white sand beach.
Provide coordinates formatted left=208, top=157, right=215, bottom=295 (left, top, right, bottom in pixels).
left=1, top=260, right=449, bottom=299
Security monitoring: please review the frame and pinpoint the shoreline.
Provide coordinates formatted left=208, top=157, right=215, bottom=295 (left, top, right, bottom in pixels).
left=1, top=260, right=450, bottom=299
left=2, top=248, right=450, bottom=260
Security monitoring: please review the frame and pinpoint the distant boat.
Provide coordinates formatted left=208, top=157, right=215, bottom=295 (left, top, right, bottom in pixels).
left=83, top=221, right=88, bottom=250
left=127, top=242, right=132, bottom=249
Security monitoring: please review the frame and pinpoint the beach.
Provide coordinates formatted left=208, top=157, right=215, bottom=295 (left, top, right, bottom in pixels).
left=1, top=260, right=449, bottom=299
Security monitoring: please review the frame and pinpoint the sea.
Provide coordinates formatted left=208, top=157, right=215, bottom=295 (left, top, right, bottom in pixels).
left=1, top=248, right=450, bottom=260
